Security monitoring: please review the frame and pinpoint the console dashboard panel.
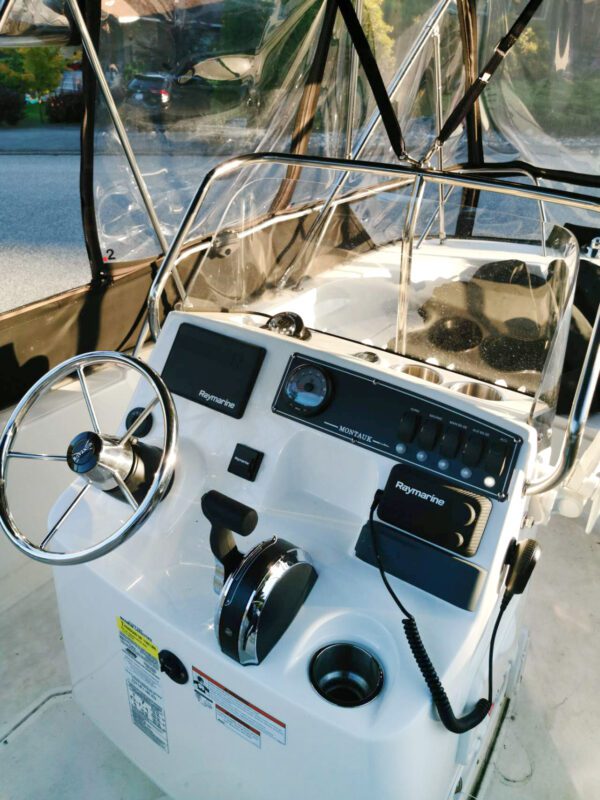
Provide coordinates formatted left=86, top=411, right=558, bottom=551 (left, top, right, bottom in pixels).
left=273, top=354, right=522, bottom=501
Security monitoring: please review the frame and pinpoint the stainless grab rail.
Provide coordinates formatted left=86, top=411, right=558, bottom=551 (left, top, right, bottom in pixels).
left=524, top=304, right=600, bottom=496
left=147, top=149, right=600, bottom=340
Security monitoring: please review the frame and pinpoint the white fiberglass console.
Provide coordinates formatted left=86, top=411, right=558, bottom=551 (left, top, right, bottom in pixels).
left=46, top=311, right=537, bottom=800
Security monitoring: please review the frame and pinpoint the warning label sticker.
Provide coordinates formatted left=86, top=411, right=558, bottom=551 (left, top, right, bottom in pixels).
left=192, top=666, right=286, bottom=747
left=118, top=617, right=169, bottom=752
left=216, top=705, right=261, bottom=748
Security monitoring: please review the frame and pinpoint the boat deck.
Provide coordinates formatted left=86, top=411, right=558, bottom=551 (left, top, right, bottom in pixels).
left=1, top=509, right=597, bottom=800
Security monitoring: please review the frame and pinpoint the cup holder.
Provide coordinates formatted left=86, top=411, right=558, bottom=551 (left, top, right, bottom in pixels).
left=452, top=381, right=503, bottom=401
left=428, top=317, right=483, bottom=352
left=310, top=643, right=383, bottom=708
left=400, top=364, right=442, bottom=384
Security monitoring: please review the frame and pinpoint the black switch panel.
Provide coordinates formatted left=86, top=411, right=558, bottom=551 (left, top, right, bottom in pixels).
left=228, top=444, right=264, bottom=482
left=273, top=355, right=522, bottom=501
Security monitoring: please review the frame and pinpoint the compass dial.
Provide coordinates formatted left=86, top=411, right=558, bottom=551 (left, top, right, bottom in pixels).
left=284, top=365, right=332, bottom=415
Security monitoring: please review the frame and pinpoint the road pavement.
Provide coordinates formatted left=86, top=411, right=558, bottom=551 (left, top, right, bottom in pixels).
left=0, top=125, right=80, bottom=155
left=0, top=154, right=90, bottom=313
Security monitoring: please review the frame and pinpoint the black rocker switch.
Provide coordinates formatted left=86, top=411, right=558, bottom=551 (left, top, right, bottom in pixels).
left=439, top=428, right=463, bottom=459
left=417, top=419, right=441, bottom=450
left=398, top=410, right=421, bottom=443
left=484, top=442, right=508, bottom=475
left=228, top=444, right=264, bottom=482
left=462, top=434, right=486, bottom=467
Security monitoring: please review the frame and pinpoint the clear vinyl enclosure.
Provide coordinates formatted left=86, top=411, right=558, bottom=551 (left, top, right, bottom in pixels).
left=85, top=0, right=600, bottom=261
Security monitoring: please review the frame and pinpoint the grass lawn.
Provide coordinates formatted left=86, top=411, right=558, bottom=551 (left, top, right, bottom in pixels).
left=17, top=104, right=48, bottom=127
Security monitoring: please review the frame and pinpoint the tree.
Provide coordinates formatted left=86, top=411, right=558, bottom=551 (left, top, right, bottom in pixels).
left=218, top=0, right=273, bottom=54
left=21, top=47, right=65, bottom=100
left=363, top=0, right=394, bottom=69
left=0, top=49, right=27, bottom=92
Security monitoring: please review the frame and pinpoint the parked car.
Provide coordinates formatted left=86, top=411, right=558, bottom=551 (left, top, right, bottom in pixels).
left=124, top=73, right=173, bottom=126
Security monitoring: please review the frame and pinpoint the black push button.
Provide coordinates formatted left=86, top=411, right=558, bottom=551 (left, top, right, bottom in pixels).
left=228, top=444, right=264, bottom=482
left=439, top=428, right=462, bottom=458
left=462, top=435, right=485, bottom=467
left=485, top=442, right=507, bottom=475
left=125, top=406, right=153, bottom=438
left=398, top=411, right=420, bottom=442
left=417, top=419, right=441, bottom=450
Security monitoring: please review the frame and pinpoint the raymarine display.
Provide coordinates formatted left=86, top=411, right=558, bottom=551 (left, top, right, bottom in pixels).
left=162, top=323, right=265, bottom=418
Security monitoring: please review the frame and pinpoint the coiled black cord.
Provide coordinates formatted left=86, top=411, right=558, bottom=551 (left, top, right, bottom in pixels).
left=368, top=492, right=510, bottom=734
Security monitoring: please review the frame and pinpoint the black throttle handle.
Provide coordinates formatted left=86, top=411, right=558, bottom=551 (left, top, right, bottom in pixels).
left=201, top=491, right=258, bottom=580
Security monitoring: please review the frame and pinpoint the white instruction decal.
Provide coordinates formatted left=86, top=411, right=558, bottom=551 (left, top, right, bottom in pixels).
left=118, top=617, right=169, bottom=752
left=192, top=666, right=286, bottom=745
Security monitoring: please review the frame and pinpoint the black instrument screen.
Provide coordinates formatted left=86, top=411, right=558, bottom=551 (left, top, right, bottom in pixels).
left=162, top=324, right=265, bottom=418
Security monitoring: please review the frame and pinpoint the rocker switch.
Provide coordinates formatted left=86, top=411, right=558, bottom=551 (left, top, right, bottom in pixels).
left=228, top=444, right=264, bottom=482
left=439, top=428, right=462, bottom=459
left=462, top=435, right=486, bottom=467
left=485, top=442, right=507, bottom=475
left=398, top=411, right=420, bottom=443
left=417, top=419, right=441, bottom=450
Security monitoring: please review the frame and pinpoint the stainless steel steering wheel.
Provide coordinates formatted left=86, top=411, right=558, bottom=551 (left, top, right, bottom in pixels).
left=0, top=352, right=177, bottom=565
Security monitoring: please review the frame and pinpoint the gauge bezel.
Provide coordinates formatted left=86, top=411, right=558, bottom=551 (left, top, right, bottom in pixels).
left=284, top=364, right=333, bottom=416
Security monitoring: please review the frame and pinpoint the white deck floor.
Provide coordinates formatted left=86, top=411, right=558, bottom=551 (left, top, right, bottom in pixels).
left=1, top=512, right=598, bottom=800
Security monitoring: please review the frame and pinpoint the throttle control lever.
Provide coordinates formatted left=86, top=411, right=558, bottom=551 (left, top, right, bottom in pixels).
left=201, top=490, right=258, bottom=583
left=201, top=490, right=317, bottom=665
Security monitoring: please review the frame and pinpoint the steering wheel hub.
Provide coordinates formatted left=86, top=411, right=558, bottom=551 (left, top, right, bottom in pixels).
left=66, top=430, right=135, bottom=491
left=67, top=431, right=102, bottom=474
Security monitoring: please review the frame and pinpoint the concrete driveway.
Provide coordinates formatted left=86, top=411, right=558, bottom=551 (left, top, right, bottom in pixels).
left=0, top=136, right=90, bottom=313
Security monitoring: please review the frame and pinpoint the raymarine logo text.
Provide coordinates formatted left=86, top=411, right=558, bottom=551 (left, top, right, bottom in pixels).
left=199, top=389, right=235, bottom=410
left=395, top=480, right=445, bottom=506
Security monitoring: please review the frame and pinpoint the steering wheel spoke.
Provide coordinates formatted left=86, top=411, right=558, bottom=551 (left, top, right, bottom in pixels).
left=9, top=451, right=68, bottom=462
left=77, top=365, right=101, bottom=434
left=119, top=397, right=158, bottom=446
left=40, top=482, right=91, bottom=551
left=113, top=472, right=140, bottom=511
left=0, top=351, right=177, bottom=565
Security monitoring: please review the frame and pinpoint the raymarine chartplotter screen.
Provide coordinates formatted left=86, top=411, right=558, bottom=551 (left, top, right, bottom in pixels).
left=162, top=324, right=266, bottom=419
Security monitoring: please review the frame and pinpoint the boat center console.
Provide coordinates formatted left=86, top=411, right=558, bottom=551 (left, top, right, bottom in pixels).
left=51, top=310, right=536, bottom=800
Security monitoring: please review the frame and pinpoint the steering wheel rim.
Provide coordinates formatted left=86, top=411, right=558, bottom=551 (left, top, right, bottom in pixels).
left=0, top=351, right=178, bottom=566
